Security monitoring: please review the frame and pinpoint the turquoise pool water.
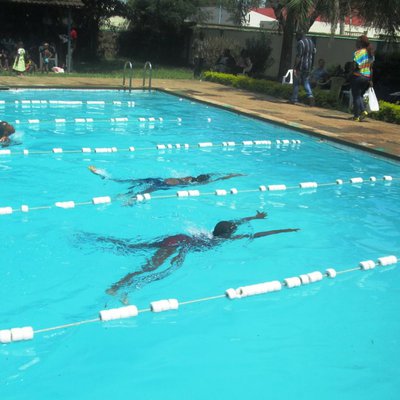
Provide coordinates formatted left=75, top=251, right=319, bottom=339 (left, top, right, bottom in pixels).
left=1, top=89, right=400, bottom=399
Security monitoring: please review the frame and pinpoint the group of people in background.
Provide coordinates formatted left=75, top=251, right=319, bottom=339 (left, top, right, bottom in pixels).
left=0, top=27, right=77, bottom=76
left=192, top=33, right=253, bottom=78
left=213, top=48, right=253, bottom=75
left=0, top=41, right=56, bottom=75
left=192, top=30, right=375, bottom=122
left=289, top=31, right=374, bottom=121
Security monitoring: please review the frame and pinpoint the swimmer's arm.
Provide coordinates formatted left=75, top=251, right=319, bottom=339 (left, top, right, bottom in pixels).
left=252, top=228, right=300, bottom=238
left=0, top=135, right=10, bottom=143
left=231, top=228, right=300, bottom=240
left=212, top=173, right=245, bottom=182
left=235, top=210, right=267, bottom=225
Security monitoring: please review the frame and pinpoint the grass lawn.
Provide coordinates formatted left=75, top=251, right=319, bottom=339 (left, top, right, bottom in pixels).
left=0, top=58, right=194, bottom=80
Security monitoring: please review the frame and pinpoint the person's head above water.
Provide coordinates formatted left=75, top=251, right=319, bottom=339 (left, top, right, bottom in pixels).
left=193, top=174, right=211, bottom=183
left=212, top=221, right=237, bottom=238
left=0, top=121, right=15, bottom=142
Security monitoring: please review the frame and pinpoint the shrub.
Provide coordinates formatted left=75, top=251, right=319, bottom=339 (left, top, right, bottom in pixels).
left=245, top=33, right=274, bottom=74
left=371, top=101, right=400, bottom=124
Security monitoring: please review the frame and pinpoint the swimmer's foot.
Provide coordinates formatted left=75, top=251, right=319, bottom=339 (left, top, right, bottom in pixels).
left=106, top=286, right=116, bottom=296
left=120, top=293, right=129, bottom=305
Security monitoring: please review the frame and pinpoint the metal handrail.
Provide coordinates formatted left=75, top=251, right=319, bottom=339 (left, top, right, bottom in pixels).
left=142, top=61, right=152, bottom=90
left=122, top=61, right=133, bottom=91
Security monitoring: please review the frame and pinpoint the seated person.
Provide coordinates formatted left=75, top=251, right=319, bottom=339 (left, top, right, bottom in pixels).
left=341, top=61, right=353, bottom=91
left=236, top=49, right=253, bottom=75
left=311, top=58, right=329, bottom=88
left=214, top=49, right=236, bottom=74
left=0, top=121, right=15, bottom=144
left=25, top=54, right=37, bottom=74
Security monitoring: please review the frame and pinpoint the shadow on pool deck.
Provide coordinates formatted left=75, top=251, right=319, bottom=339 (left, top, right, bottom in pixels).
left=0, top=76, right=399, bottom=160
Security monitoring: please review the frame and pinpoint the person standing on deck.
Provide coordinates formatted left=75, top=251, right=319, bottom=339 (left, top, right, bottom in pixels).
left=350, top=35, right=374, bottom=122
left=290, top=32, right=316, bottom=106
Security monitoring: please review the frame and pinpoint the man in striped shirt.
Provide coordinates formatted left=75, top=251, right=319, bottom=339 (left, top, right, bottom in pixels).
left=290, top=32, right=316, bottom=106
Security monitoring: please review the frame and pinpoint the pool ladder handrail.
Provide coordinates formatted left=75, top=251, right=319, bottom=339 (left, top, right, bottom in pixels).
left=122, top=61, right=133, bottom=92
left=142, top=61, right=152, bottom=90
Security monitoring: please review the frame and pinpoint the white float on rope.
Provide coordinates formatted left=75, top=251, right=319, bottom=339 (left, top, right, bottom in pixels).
left=268, top=184, right=286, bottom=191
left=377, top=255, right=397, bottom=266
left=350, top=177, right=363, bottom=183
left=150, top=299, right=179, bottom=313
left=99, top=305, right=138, bottom=321
left=92, top=196, right=111, bottom=205
left=359, top=260, right=376, bottom=270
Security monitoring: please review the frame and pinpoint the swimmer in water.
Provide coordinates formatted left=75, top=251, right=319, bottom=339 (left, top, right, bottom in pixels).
left=88, top=165, right=245, bottom=201
left=0, top=121, right=15, bottom=145
left=82, top=211, right=299, bottom=302
left=88, top=165, right=244, bottom=194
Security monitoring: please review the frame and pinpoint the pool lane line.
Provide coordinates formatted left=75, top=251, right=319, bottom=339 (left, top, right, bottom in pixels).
left=1, top=255, right=397, bottom=344
left=12, top=116, right=168, bottom=125
left=0, top=176, right=397, bottom=217
left=11, top=116, right=215, bottom=126
left=1, top=100, right=136, bottom=106
left=0, top=139, right=302, bottom=157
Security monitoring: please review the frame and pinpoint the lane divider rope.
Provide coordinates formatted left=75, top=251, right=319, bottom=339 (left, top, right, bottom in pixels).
left=0, top=255, right=397, bottom=344
left=0, top=138, right=301, bottom=157
left=10, top=116, right=220, bottom=126
left=12, top=116, right=168, bottom=125
left=0, top=100, right=136, bottom=107
left=0, top=175, right=396, bottom=216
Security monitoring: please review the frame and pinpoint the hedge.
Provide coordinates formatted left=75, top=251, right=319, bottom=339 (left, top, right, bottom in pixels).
left=203, top=71, right=400, bottom=125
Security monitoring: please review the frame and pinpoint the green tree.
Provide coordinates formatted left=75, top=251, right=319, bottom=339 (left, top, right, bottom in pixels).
left=224, top=0, right=265, bottom=25
left=122, top=0, right=208, bottom=64
left=127, top=0, right=207, bottom=33
left=355, top=0, right=400, bottom=38
left=77, top=0, right=127, bottom=59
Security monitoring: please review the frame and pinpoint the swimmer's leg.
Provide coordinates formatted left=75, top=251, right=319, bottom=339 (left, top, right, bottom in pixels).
left=115, top=248, right=188, bottom=304
left=106, top=245, right=179, bottom=296
left=77, top=232, right=158, bottom=256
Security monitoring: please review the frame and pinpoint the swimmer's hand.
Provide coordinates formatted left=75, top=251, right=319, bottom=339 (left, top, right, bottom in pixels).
left=0, top=136, right=10, bottom=143
left=88, top=165, right=97, bottom=174
left=255, top=210, right=267, bottom=219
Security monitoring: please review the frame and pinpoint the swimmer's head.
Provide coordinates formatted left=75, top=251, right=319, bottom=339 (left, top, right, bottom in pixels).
left=0, top=121, right=15, bottom=136
left=212, top=221, right=237, bottom=238
left=195, top=174, right=211, bottom=183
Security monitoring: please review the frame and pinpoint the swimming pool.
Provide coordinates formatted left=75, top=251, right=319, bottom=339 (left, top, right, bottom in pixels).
left=1, top=89, right=400, bottom=400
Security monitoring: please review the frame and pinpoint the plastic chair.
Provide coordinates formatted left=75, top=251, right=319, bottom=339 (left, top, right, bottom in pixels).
left=341, top=89, right=353, bottom=110
left=329, top=77, right=346, bottom=101
left=282, top=69, right=294, bottom=84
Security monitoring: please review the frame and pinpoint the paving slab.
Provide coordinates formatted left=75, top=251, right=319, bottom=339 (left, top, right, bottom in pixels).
left=0, top=75, right=399, bottom=160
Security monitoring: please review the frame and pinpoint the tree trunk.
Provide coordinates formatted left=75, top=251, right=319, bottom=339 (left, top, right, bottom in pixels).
left=277, top=9, right=296, bottom=80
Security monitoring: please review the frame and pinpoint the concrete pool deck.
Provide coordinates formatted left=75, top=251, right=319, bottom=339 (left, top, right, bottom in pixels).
left=1, top=75, right=399, bottom=160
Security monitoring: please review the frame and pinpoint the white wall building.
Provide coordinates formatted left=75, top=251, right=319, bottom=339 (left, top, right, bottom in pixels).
left=247, top=8, right=387, bottom=38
